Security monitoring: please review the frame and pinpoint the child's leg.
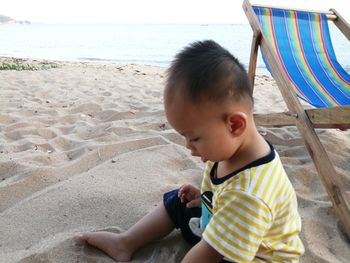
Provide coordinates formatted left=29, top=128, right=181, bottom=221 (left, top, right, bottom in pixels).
left=78, top=204, right=174, bottom=262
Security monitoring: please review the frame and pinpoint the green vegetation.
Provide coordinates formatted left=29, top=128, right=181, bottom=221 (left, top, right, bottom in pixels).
left=0, top=58, right=59, bottom=71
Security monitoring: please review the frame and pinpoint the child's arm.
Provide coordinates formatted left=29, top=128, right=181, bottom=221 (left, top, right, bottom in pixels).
left=178, top=184, right=201, bottom=208
left=181, top=239, right=223, bottom=263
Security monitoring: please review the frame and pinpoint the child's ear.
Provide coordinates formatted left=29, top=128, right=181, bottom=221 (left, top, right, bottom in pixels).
left=226, top=112, right=247, bottom=136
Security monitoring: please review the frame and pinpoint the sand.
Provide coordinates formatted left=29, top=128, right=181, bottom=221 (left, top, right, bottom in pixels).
left=0, top=60, right=349, bottom=262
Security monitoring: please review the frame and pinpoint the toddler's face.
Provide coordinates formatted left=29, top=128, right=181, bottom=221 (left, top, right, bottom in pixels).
left=165, top=98, right=240, bottom=163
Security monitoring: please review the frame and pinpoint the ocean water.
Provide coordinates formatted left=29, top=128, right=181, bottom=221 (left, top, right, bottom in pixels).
left=0, top=23, right=349, bottom=75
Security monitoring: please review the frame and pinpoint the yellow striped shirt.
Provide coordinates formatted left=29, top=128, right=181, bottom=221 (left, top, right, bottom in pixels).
left=200, top=143, right=304, bottom=262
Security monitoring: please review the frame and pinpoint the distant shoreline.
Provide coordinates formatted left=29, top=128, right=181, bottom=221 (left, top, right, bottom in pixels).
left=0, top=56, right=167, bottom=69
left=0, top=56, right=271, bottom=75
left=0, top=14, right=30, bottom=24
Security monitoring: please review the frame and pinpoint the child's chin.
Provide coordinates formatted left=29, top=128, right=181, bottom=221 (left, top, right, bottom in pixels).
left=201, top=157, right=208, bottom=162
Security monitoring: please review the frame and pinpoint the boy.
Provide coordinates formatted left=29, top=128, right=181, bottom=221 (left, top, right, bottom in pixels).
left=79, top=40, right=304, bottom=262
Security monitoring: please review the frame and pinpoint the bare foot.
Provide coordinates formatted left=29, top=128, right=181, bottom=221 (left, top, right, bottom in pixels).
left=78, top=231, right=133, bottom=261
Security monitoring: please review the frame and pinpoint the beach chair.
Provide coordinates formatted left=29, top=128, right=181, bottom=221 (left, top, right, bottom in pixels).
left=242, top=0, right=350, bottom=238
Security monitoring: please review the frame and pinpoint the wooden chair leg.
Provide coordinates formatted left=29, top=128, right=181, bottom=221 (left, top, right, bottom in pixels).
left=248, top=30, right=261, bottom=89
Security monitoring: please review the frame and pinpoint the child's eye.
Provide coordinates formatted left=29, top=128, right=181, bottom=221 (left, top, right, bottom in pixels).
left=190, top=137, right=200, bottom=142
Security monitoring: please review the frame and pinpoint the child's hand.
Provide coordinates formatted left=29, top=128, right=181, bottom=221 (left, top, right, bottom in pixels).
left=178, top=184, right=201, bottom=208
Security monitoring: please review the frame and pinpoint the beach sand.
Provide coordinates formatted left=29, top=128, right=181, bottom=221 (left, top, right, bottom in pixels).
left=0, top=60, right=349, bottom=262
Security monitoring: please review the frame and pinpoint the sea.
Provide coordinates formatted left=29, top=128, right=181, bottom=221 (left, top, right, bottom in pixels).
left=0, top=23, right=349, bottom=75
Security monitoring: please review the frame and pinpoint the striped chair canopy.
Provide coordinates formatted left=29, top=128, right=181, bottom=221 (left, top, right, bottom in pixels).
left=254, top=7, right=350, bottom=108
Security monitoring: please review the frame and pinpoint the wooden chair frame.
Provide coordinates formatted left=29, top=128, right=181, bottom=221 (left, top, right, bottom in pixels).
left=243, top=0, right=350, bottom=238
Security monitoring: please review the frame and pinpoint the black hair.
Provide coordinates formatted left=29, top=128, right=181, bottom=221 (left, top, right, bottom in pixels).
left=166, top=40, right=253, bottom=107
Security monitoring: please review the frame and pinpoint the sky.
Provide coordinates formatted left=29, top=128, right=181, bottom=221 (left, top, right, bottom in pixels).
left=1, top=0, right=349, bottom=24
